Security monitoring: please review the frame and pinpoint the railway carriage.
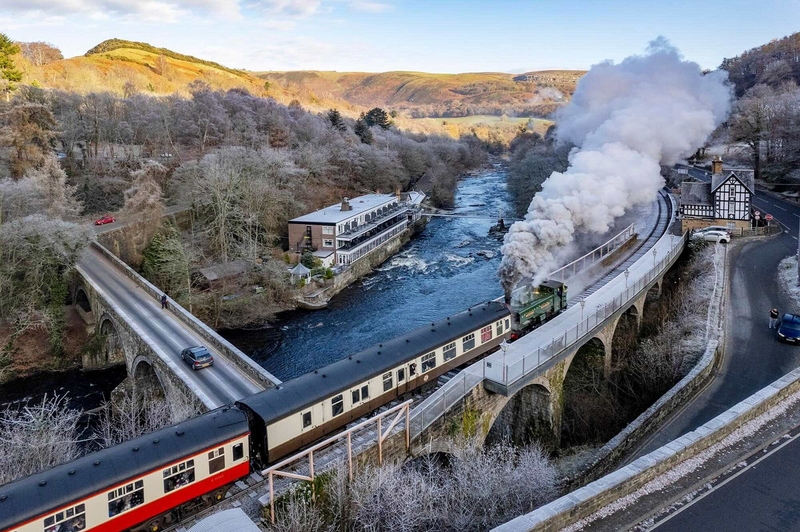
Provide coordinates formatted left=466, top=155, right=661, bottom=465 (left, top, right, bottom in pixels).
left=0, top=408, right=250, bottom=532
left=236, top=301, right=511, bottom=465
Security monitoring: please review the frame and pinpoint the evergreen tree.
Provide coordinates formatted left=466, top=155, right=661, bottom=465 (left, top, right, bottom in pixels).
left=327, top=109, right=347, bottom=131
left=354, top=117, right=374, bottom=144
left=363, top=107, right=392, bottom=129
left=0, top=33, right=22, bottom=101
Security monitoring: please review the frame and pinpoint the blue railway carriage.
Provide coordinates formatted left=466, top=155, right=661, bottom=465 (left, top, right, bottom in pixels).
left=236, top=301, right=512, bottom=465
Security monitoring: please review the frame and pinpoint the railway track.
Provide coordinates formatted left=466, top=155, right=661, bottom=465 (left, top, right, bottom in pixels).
left=575, top=189, right=673, bottom=300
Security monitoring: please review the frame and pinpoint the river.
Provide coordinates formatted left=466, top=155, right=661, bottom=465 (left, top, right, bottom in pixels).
left=224, top=163, right=513, bottom=380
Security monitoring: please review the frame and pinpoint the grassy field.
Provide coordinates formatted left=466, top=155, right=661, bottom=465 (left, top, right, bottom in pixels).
left=412, top=115, right=553, bottom=126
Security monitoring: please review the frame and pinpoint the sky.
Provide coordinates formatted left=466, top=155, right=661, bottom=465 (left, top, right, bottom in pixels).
left=1, top=0, right=799, bottom=73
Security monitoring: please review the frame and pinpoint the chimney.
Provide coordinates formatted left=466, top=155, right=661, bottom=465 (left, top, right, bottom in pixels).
left=711, top=156, right=723, bottom=175
left=340, top=197, right=352, bottom=211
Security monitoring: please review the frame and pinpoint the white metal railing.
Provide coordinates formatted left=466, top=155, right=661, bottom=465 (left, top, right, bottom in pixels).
left=260, top=400, right=412, bottom=522
left=337, top=219, right=409, bottom=264
left=408, top=230, right=686, bottom=438
left=547, top=224, right=636, bottom=282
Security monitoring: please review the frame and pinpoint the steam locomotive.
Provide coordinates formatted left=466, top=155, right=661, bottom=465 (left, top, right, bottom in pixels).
left=0, top=284, right=566, bottom=532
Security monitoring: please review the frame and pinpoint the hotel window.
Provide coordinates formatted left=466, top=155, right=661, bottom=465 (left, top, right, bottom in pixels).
left=323, top=239, right=334, bottom=248
left=383, top=371, right=393, bottom=391
left=443, top=342, right=457, bottom=361
left=108, top=480, right=144, bottom=517
left=421, top=352, right=436, bottom=373
left=481, top=325, right=492, bottom=343
left=45, top=503, right=87, bottom=532
left=208, top=447, right=225, bottom=474
left=332, top=394, right=344, bottom=417
left=322, top=226, right=334, bottom=235
left=462, top=333, right=475, bottom=352
left=163, top=459, right=195, bottom=493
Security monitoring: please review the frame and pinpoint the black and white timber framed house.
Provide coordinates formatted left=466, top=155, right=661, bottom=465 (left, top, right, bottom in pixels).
left=679, top=164, right=754, bottom=232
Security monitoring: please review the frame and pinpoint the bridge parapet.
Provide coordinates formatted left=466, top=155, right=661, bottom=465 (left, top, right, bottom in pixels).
left=90, top=242, right=280, bottom=387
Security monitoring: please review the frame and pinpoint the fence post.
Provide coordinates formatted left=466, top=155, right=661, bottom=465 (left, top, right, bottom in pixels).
left=378, top=417, right=383, bottom=464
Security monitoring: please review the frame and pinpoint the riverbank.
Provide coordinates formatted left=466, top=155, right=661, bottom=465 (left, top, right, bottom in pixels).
left=224, top=162, right=512, bottom=380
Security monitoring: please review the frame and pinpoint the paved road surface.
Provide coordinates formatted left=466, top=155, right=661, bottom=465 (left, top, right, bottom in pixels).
left=627, top=171, right=800, bottom=460
left=79, top=246, right=264, bottom=408
left=653, top=426, right=800, bottom=531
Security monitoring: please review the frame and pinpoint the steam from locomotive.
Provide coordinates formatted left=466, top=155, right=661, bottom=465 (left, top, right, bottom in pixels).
left=499, top=38, right=732, bottom=297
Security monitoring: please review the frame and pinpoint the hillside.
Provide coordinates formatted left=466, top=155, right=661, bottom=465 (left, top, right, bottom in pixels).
left=14, top=39, right=356, bottom=112
left=257, top=69, right=585, bottom=118
left=721, top=31, right=800, bottom=96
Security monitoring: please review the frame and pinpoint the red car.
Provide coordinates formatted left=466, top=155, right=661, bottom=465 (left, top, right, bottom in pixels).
left=94, top=215, right=116, bottom=226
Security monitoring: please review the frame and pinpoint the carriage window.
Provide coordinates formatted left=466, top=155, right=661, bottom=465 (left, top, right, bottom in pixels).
left=397, top=367, right=405, bottom=382
left=496, top=321, right=503, bottom=336
left=108, top=480, right=144, bottom=517
left=352, top=388, right=361, bottom=404
left=361, top=384, right=369, bottom=400
left=421, top=352, right=436, bottom=373
left=209, top=448, right=225, bottom=474
left=443, top=342, right=457, bottom=361
left=302, top=411, right=312, bottom=429
left=332, top=394, right=344, bottom=416
left=233, top=442, right=244, bottom=461
left=163, top=459, right=195, bottom=493
left=462, top=333, right=475, bottom=352
left=505, top=319, right=510, bottom=330
left=481, top=325, right=492, bottom=343
left=409, top=363, right=417, bottom=376
left=45, top=503, right=86, bottom=532
left=383, top=372, right=393, bottom=391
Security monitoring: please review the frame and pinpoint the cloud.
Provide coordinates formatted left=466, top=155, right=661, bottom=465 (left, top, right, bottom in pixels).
left=0, top=0, right=242, bottom=21
left=244, top=0, right=321, bottom=15
left=348, top=0, right=391, bottom=12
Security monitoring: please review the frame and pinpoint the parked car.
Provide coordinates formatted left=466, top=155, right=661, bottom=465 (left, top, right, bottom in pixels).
left=693, top=226, right=733, bottom=237
left=777, top=313, right=800, bottom=343
left=690, top=230, right=730, bottom=244
left=181, top=346, right=214, bottom=370
left=94, top=215, right=116, bottom=225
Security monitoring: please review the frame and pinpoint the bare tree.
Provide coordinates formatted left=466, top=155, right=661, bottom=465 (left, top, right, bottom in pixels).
left=0, top=394, right=82, bottom=484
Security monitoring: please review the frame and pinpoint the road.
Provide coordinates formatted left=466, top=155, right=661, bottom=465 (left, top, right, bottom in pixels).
left=625, top=169, right=800, bottom=460
left=78, top=245, right=264, bottom=408
left=652, top=425, right=800, bottom=531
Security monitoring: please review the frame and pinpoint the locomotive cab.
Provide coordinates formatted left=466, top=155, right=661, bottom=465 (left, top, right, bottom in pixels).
left=509, top=280, right=567, bottom=335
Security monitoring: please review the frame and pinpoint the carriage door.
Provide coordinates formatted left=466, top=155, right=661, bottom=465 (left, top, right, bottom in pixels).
left=397, top=366, right=408, bottom=394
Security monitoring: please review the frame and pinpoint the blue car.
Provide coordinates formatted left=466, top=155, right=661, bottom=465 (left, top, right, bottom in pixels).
left=777, top=313, right=800, bottom=343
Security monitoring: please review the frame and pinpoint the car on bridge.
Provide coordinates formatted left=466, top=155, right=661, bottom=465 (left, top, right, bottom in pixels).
left=94, top=215, right=116, bottom=225
left=181, top=345, right=214, bottom=370
left=690, top=230, right=731, bottom=244
left=777, top=313, right=800, bottom=343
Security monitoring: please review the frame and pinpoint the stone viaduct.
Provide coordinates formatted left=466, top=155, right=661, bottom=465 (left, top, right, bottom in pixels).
left=368, top=232, right=686, bottom=466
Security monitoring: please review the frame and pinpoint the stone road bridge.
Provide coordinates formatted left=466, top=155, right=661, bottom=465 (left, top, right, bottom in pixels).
left=72, top=242, right=279, bottom=412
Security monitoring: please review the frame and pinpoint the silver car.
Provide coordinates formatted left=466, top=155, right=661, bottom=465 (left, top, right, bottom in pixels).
left=690, top=230, right=730, bottom=243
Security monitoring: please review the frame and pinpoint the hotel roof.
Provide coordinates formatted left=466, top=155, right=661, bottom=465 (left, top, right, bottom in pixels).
left=290, top=194, right=399, bottom=224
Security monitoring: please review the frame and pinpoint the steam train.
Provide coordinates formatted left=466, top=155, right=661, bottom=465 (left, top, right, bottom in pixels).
left=0, top=283, right=566, bottom=532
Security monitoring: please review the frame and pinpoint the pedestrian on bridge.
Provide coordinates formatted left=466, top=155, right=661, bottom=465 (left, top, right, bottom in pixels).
left=770, top=308, right=779, bottom=329
left=161, top=294, right=168, bottom=310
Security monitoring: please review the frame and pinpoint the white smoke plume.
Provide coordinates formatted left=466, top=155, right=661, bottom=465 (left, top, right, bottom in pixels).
left=499, top=38, right=732, bottom=296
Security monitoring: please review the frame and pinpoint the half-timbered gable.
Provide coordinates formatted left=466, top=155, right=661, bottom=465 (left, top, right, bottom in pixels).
left=711, top=170, right=754, bottom=221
